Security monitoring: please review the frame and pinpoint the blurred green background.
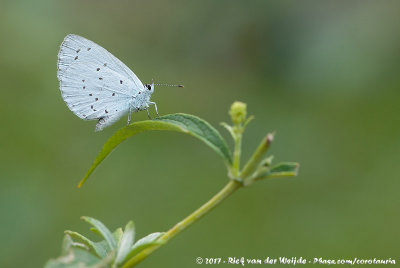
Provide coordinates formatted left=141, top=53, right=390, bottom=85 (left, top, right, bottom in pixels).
left=0, top=0, right=399, bottom=267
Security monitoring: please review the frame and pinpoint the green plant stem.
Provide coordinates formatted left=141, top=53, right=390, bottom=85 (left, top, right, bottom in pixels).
left=232, top=130, right=242, bottom=178
left=122, top=180, right=242, bottom=268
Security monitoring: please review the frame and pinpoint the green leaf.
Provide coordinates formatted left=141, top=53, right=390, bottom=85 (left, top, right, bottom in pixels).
left=256, top=162, right=299, bottom=180
left=81, top=217, right=117, bottom=251
left=64, top=231, right=107, bottom=258
left=123, top=232, right=164, bottom=264
left=78, top=113, right=232, bottom=187
left=113, top=228, right=124, bottom=247
left=88, top=228, right=122, bottom=259
left=115, top=221, right=135, bottom=265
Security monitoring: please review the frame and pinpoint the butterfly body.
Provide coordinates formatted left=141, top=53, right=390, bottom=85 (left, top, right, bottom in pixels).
left=57, top=34, right=156, bottom=131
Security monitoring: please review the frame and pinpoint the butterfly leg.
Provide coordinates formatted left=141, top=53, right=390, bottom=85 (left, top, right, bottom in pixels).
left=127, top=106, right=132, bottom=125
left=146, top=107, right=152, bottom=120
left=149, top=102, right=159, bottom=117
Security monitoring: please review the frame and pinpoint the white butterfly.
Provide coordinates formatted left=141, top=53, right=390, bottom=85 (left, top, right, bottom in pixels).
left=57, top=34, right=158, bottom=131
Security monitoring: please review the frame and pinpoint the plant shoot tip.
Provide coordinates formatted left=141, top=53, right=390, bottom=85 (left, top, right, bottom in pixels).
left=267, top=133, right=274, bottom=144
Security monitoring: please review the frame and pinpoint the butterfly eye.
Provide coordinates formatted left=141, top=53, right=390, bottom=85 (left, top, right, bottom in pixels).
left=146, top=84, right=151, bottom=90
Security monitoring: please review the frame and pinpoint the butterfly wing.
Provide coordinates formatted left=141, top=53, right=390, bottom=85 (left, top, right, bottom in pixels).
left=57, top=34, right=145, bottom=130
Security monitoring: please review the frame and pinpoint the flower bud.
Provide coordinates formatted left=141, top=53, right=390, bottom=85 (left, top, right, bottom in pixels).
left=229, top=101, right=247, bottom=125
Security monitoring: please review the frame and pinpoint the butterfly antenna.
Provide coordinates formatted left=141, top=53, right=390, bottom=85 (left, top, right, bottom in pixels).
left=154, top=83, right=184, bottom=88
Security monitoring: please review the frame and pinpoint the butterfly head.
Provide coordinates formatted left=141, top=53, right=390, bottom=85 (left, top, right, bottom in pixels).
left=144, top=82, right=155, bottom=94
